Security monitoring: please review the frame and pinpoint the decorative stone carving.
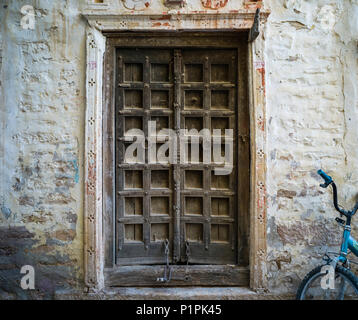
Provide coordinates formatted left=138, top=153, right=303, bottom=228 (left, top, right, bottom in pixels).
left=121, top=0, right=151, bottom=10
left=83, top=12, right=270, bottom=32
left=85, top=27, right=106, bottom=291
left=257, top=148, right=265, bottom=158
left=201, top=0, right=228, bottom=9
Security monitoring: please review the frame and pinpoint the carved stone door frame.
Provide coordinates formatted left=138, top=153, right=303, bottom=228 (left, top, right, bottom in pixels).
left=83, top=10, right=269, bottom=292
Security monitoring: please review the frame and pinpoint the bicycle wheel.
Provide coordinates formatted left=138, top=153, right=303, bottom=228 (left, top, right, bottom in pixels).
left=296, top=264, right=358, bottom=300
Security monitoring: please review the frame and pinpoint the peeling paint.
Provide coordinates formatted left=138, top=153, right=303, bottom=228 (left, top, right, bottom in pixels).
left=0, top=205, right=11, bottom=219
left=71, top=159, right=79, bottom=184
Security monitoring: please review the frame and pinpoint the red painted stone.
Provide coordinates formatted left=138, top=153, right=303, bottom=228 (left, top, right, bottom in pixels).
left=201, top=0, right=228, bottom=10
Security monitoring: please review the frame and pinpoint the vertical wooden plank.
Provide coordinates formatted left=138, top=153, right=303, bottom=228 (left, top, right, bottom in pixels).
left=173, top=49, right=182, bottom=262
left=143, top=54, right=151, bottom=252
left=236, top=43, right=251, bottom=266
left=103, top=41, right=115, bottom=268
left=115, top=49, right=125, bottom=264
left=203, top=53, right=211, bottom=252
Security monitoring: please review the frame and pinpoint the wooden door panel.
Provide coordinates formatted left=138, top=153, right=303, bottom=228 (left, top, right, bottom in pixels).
left=179, top=49, right=237, bottom=265
left=116, top=48, right=174, bottom=265
left=116, top=47, right=240, bottom=267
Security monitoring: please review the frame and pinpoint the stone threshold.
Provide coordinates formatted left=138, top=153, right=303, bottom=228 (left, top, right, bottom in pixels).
left=55, top=287, right=294, bottom=300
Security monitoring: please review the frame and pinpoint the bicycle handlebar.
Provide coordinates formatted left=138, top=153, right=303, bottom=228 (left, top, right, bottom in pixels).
left=317, top=169, right=332, bottom=187
left=330, top=182, right=347, bottom=217
left=317, top=169, right=357, bottom=218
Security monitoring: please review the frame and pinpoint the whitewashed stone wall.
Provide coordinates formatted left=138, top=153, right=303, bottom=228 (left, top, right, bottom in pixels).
left=0, top=0, right=357, bottom=298
left=265, top=0, right=358, bottom=294
left=0, top=2, right=87, bottom=299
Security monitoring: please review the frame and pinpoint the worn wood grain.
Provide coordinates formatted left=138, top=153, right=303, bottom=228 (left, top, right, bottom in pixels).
left=105, top=265, right=249, bottom=287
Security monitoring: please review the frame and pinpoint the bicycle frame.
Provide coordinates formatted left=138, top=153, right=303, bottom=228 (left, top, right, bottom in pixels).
left=338, top=221, right=358, bottom=264
left=347, top=235, right=358, bottom=257
left=330, top=189, right=358, bottom=265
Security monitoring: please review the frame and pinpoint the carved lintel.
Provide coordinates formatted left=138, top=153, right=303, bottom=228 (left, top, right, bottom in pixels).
left=82, top=11, right=270, bottom=32
left=248, top=8, right=260, bottom=42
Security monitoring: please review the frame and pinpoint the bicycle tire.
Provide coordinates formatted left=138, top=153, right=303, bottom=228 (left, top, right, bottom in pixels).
left=296, top=264, right=358, bottom=300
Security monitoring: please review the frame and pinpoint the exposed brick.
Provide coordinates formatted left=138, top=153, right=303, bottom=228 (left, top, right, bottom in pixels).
left=0, top=226, right=35, bottom=241
left=276, top=220, right=341, bottom=246
left=50, top=229, right=76, bottom=242
left=277, top=189, right=297, bottom=199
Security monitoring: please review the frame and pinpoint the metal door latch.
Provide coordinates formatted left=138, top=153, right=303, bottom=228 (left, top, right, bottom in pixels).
left=156, top=239, right=172, bottom=283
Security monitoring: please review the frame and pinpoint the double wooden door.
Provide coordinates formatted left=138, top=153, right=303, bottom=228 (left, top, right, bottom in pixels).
left=116, top=47, right=239, bottom=266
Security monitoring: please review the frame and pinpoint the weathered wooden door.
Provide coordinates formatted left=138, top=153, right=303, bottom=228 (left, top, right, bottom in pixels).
left=116, top=47, right=239, bottom=266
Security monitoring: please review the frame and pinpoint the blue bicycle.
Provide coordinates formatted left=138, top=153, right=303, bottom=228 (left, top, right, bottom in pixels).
left=296, top=170, right=358, bottom=300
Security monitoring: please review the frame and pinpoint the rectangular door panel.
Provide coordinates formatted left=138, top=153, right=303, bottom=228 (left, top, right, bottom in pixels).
left=179, top=49, right=237, bottom=265
left=116, top=49, right=174, bottom=265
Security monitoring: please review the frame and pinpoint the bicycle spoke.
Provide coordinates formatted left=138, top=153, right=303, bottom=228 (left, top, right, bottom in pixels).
left=298, top=266, right=358, bottom=300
